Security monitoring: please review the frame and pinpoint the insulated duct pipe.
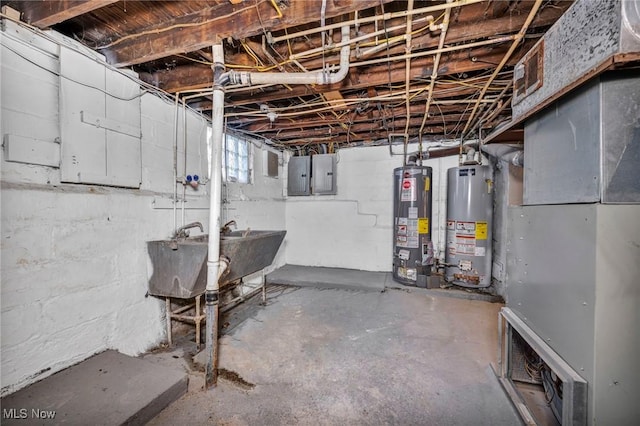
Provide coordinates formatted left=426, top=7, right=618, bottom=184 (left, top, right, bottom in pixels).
left=205, top=26, right=352, bottom=390
left=480, top=143, right=524, bottom=167
left=227, top=26, right=351, bottom=87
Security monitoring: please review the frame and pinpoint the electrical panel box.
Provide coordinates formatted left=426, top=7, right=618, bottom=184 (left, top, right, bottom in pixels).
left=311, top=154, right=337, bottom=195
left=265, top=150, right=279, bottom=177
left=287, top=156, right=310, bottom=196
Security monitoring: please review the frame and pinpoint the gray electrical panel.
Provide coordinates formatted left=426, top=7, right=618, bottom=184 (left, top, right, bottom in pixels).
left=266, top=151, right=279, bottom=177
left=312, top=154, right=337, bottom=195
left=287, top=156, right=310, bottom=196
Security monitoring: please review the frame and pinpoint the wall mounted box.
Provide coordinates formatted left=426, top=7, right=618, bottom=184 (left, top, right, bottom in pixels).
left=287, top=156, right=310, bottom=196
left=311, top=154, right=337, bottom=195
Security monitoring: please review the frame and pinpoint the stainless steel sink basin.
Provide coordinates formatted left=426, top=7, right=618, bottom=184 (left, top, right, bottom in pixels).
left=147, top=230, right=286, bottom=298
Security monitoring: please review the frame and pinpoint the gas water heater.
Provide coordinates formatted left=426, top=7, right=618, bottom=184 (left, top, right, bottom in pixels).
left=392, top=166, right=433, bottom=286
left=445, top=165, right=493, bottom=287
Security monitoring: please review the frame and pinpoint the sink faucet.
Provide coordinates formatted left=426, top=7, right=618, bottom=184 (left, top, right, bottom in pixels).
left=221, top=220, right=237, bottom=235
left=173, top=221, right=203, bottom=239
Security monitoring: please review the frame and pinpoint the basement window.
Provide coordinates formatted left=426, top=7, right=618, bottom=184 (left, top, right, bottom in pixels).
left=223, top=133, right=252, bottom=184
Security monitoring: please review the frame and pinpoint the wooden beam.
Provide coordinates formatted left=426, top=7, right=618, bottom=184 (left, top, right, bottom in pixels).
left=102, top=0, right=394, bottom=67
left=269, top=125, right=463, bottom=146
left=267, top=3, right=565, bottom=72
left=16, top=0, right=119, bottom=28
left=157, top=40, right=533, bottom=96
left=240, top=110, right=470, bottom=133
left=234, top=101, right=475, bottom=131
left=226, top=102, right=466, bottom=125
left=245, top=117, right=469, bottom=140
left=140, top=65, right=212, bottom=93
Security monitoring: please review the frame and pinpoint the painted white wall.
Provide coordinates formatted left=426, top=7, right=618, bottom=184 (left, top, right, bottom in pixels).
left=0, top=22, right=214, bottom=395
left=222, top=142, right=287, bottom=285
left=0, top=18, right=461, bottom=396
left=285, top=144, right=458, bottom=271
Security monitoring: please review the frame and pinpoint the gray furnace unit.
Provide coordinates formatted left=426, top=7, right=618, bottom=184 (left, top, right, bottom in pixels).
left=392, top=166, right=433, bottom=287
left=445, top=165, right=493, bottom=287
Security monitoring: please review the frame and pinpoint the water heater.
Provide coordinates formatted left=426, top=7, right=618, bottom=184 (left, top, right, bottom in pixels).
left=445, top=165, right=493, bottom=287
left=392, top=166, right=433, bottom=286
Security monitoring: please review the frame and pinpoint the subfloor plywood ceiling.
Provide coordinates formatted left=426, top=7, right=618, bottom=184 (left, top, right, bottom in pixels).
left=2, top=0, right=573, bottom=153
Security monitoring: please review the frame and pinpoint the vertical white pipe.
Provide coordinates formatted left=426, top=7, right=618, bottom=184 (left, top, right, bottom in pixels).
left=173, top=94, right=180, bottom=235
left=182, top=98, right=188, bottom=227
left=205, top=43, right=225, bottom=388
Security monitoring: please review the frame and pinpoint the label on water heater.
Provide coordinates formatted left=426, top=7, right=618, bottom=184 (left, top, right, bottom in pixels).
left=475, top=222, right=488, bottom=240
left=396, top=217, right=419, bottom=248
left=447, top=220, right=487, bottom=257
left=407, top=268, right=417, bottom=281
left=459, top=260, right=473, bottom=271
left=398, top=249, right=410, bottom=260
left=454, top=221, right=476, bottom=255
left=401, top=178, right=416, bottom=202
left=418, top=218, right=429, bottom=234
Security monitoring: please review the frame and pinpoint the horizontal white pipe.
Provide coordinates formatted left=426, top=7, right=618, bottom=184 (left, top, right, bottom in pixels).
left=228, top=26, right=351, bottom=86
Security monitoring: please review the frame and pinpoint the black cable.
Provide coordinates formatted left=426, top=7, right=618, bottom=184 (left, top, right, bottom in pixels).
left=2, top=41, right=147, bottom=102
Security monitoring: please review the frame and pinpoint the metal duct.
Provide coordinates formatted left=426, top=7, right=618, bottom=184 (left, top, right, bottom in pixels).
left=481, top=144, right=524, bottom=167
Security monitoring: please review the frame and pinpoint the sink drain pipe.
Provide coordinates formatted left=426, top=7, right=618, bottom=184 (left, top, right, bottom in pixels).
left=205, top=44, right=228, bottom=388
left=206, top=25, right=351, bottom=388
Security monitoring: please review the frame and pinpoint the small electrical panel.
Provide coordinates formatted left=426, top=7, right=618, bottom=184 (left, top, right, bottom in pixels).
left=287, top=154, right=337, bottom=196
left=311, top=154, right=337, bottom=195
left=287, top=156, right=310, bottom=196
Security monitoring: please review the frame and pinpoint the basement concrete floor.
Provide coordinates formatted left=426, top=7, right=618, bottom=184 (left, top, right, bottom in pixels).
left=148, top=284, right=521, bottom=425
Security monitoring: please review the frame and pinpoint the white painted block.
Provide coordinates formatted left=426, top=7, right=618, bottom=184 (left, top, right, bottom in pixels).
left=3, top=134, right=60, bottom=167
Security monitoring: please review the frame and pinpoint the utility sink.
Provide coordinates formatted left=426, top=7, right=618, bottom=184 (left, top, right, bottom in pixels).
left=147, top=230, right=286, bottom=298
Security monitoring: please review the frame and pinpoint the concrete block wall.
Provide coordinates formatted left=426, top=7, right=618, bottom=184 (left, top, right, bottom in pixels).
left=222, top=143, right=287, bottom=286
left=0, top=22, right=213, bottom=395
left=285, top=144, right=457, bottom=271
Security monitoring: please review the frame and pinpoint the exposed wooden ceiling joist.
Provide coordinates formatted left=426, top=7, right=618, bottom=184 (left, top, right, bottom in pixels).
left=14, top=0, right=118, bottom=28
left=149, top=40, right=535, bottom=96
left=100, top=0, right=395, bottom=67
left=1, top=0, right=574, bottom=152
left=141, top=1, right=564, bottom=95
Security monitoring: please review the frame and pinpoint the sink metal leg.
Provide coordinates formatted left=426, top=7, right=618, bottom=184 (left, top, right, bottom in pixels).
left=261, top=271, right=267, bottom=304
left=195, top=295, right=202, bottom=350
left=165, top=297, right=172, bottom=347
